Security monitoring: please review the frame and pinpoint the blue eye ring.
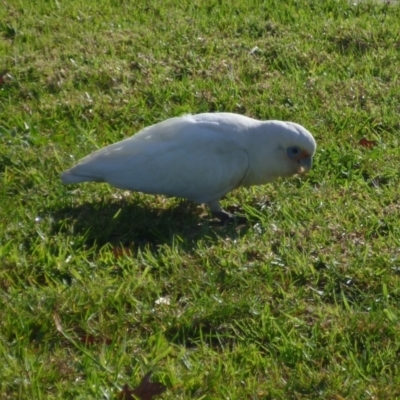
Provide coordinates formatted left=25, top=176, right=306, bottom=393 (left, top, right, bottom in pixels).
left=287, top=146, right=301, bottom=159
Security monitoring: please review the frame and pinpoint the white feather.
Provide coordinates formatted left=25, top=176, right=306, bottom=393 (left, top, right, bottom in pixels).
left=61, top=113, right=316, bottom=212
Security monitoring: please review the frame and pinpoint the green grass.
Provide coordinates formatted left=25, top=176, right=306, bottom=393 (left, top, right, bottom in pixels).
left=1, top=0, right=400, bottom=398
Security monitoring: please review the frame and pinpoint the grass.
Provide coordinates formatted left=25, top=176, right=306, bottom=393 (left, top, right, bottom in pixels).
left=1, top=0, right=400, bottom=398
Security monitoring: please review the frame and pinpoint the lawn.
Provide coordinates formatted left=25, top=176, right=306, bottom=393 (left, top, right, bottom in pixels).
left=1, top=0, right=400, bottom=398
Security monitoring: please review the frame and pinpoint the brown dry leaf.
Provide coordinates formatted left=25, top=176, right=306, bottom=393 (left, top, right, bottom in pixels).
left=119, top=372, right=166, bottom=400
left=112, top=246, right=132, bottom=258
left=79, top=334, right=112, bottom=346
left=54, top=313, right=111, bottom=345
left=0, top=70, right=12, bottom=85
left=53, top=312, right=63, bottom=332
left=333, top=395, right=346, bottom=400
left=80, top=334, right=97, bottom=345
left=358, top=137, right=378, bottom=149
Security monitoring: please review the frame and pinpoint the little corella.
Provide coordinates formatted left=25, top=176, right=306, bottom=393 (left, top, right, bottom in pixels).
left=61, top=113, right=316, bottom=221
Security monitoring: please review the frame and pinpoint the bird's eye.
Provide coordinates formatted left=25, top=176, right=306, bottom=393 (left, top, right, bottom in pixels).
left=287, top=146, right=301, bottom=159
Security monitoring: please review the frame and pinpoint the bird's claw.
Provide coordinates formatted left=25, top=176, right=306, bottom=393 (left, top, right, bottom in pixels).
left=211, top=209, right=247, bottom=225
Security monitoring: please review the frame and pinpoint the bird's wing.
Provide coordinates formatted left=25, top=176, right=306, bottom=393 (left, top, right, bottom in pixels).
left=61, top=116, right=196, bottom=184
left=61, top=117, right=250, bottom=204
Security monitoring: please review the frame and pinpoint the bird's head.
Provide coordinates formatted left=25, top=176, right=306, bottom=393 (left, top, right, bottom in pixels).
left=285, top=145, right=314, bottom=175
left=244, top=120, right=316, bottom=186
left=272, top=121, right=316, bottom=177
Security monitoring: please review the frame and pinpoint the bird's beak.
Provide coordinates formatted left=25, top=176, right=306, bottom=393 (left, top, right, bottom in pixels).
left=298, top=156, right=313, bottom=173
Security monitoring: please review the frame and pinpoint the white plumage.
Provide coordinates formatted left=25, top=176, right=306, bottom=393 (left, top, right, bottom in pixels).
left=61, top=113, right=316, bottom=220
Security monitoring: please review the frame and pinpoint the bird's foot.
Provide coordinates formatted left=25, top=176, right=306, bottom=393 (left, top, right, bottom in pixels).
left=211, top=209, right=247, bottom=225
left=211, top=210, right=235, bottom=224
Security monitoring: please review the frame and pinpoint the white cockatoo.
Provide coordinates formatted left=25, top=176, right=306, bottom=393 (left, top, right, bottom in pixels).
left=61, top=113, right=316, bottom=221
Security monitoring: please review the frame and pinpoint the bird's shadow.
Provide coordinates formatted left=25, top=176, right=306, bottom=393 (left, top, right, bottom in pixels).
left=52, top=198, right=250, bottom=252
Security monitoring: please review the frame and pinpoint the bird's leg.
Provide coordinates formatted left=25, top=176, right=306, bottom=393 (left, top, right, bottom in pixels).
left=207, top=200, right=235, bottom=224
left=211, top=209, right=235, bottom=224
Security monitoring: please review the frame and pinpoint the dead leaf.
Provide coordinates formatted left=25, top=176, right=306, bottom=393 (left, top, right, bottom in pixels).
left=0, top=70, right=11, bottom=86
left=333, top=395, right=346, bottom=400
left=119, top=384, right=136, bottom=400
left=53, top=312, right=63, bottom=333
left=112, top=246, right=132, bottom=258
left=79, top=334, right=112, bottom=346
left=119, top=372, right=166, bottom=400
left=80, top=335, right=96, bottom=345
left=54, top=313, right=111, bottom=345
left=358, top=137, right=378, bottom=149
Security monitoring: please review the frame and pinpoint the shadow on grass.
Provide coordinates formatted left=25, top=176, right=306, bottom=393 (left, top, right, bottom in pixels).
left=51, top=198, right=250, bottom=251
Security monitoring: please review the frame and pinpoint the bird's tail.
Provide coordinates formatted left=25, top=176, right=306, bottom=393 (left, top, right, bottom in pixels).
left=61, top=168, right=101, bottom=184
